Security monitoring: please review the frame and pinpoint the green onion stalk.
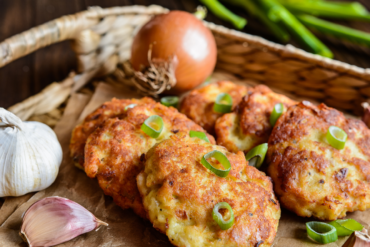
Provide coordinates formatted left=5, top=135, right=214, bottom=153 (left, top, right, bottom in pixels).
left=213, top=93, right=233, bottom=113
left=255, top=0, right=333, bottom=58
left=200, top=0, right=247, bottom=29
left=276, top=0, right=370, bottom=21
left=329, top=219, right=363, bottom=237
left=160, top=96, right=179, bottom=108
left=306, top=221, right=338, bottom=244
left=270, top=103, right=284, bottom=126
left=298, top=15, right=370, bottom=48
left=201, top=150, right=231, bottom=177
left=213, top=202, right=235, bottom=230
left=245, top=143, right=268, bottom=169
left=141, top=115, right=164, bottom=138
left=326, top=126, right=347, bottom=150
left=189, top=130, right=210, bottom=143
left=221, top=0, right=290, bottom=42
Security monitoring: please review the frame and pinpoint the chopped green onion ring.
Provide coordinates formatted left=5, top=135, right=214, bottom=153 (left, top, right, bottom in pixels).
left=189, top=130, right=210, bottom=143
left=326, top=126, right=347, bottom=150
left=306, top=221, right=338, bottom=244
left=161, top=96, right=179, bottom=108
left=245, top=143, right=268, bottom=169
left=201, top=150, right=231, bottom=177
left=213, top=93, right=233, bottom=113
left=125, top=104, right=137, bottom=111
left=329, top=219, right=363, bottom=237
left=270, top=103, right=284, bottom=126
left=141, top=115, right=164, bottom=138
left=212, top=202, right=235, bottom=230
left=201, top=76, right=212, bottom=87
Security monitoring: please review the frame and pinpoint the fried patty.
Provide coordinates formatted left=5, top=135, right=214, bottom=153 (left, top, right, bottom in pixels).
left=179, top=81, right=250, bottom=134
left=84, top=102, right=215, bottom=218
left=70, top=97, right=155, bottom=169
left=267, top=101, right=370, bottom=220
left=137, top=133, right=280, bottom=247
left=215, top=85, right=296, bottom=153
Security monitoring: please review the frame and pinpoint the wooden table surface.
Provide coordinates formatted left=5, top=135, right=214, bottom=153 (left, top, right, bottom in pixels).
left=1, top=0, right=370, bottom=108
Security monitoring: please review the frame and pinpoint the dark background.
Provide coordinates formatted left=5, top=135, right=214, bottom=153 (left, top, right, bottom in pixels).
left=1, top=0, right=370, bottom=108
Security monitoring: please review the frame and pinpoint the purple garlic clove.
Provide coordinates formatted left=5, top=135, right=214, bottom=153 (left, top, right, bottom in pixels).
left=362, top=102, right=370, bottom=129
left=342, top=229, right=370, bottom=247
left=20, top=196, right=108, bottom=247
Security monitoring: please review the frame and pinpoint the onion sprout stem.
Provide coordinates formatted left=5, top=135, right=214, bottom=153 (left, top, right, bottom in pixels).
left=200, top=0, right=247, bottom=29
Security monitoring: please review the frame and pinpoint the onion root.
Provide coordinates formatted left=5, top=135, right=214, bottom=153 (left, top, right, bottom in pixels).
left=133, top=45, right=177, bottom=96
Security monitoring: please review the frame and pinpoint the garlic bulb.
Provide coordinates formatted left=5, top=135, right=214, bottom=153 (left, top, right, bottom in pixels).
left=20, top=196, right=108, bottom=247
left=0, top=108, right=62, bottom=197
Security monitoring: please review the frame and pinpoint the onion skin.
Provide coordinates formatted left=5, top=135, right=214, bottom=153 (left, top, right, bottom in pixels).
left=131, top=11, right=217, bottom=94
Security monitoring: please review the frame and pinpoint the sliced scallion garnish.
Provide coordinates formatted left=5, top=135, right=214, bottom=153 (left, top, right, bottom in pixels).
left=326, top=126, right=347, bottom=150
left=212, top=202, right=235, bottom=230
left=270, top=103, right=284, bottom=126
left=329, top=219, right=363, bottom=237
left=201, top=150, right=231, bottom=177
left=125, top=104, right=137, bottom=111
left=245, top=143, right=268, bottom=169
left=189, top=130, right=210, bottom=143
left=306, top=221, right=338, bottom=244
left=213, top=93, right=233, bottom=113
left=141, top=115, right=164, bottom=138
left=160, top=96, right=179, bottom=108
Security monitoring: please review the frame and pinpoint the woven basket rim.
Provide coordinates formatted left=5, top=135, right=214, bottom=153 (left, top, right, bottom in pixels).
left=204, top=22, right=370, bottom=80
left=0, top=4, right=369, bottom=81
left=2, top=4, right=370, bottom=121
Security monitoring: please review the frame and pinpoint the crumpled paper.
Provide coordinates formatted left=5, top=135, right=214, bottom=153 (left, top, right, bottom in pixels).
left=0, top=78, right=368, bottom=247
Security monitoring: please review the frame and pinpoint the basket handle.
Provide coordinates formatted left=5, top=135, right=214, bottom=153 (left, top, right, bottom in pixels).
left=0, top=5, right=168, bottom=69
left=0, top=10, right=98, bottom=68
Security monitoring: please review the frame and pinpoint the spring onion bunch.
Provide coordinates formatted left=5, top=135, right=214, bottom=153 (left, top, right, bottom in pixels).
left=200, top=0, right=370, bottom=58
left=200, top=0, right=247, bottom=29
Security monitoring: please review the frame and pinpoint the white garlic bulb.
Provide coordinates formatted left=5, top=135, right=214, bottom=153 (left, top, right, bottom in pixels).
left=0, top=108, right=62, bottom=197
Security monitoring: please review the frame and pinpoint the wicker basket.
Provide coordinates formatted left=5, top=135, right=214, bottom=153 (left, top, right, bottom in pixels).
left=1, top=4, right=370, bottom=123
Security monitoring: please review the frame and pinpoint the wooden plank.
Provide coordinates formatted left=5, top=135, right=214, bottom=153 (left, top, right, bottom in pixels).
left=133, top=0, right=180, bottom=10
left=84, top=0, right=133, bottom=8
left=0, top=0, right=35, bottom=109
left=32, top=0, right=86, bottom=99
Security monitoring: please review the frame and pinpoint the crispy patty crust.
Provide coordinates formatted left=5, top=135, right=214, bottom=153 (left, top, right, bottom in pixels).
left=137, top=133, right=280, bottom=247
left=267, top=101, right=370, bottom=220
left=84, top=102, right=215, bottom=218
left=215, top=85, right=296, bottom=153
left=179, top=81, right=250, bottom=134
left=70, top=97, right=155, bottom=169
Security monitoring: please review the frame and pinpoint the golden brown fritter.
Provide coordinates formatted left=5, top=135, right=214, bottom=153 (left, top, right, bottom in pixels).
left=137, top=133, right=280, bottom=247
left=267, top=101, right=370, bottom=220
left=84, top=102, right=215, bottom=218
left=179, top=81, right=250, bottom=134
left=215, top=85, right=296, bottom=153
left=70, top=97, right=155, bottom=169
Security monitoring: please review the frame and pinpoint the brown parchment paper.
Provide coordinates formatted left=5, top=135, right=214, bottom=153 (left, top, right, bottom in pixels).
left=0, top=78, right=369, bottom=247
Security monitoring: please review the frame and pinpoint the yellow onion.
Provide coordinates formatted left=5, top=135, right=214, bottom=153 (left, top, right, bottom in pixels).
left=131, top=10, right=217, bottom=95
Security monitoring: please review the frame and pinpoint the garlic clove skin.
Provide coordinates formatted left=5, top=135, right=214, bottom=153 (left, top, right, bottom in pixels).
left=20, top=196, right=108, bottom=247
left=342, top=230, right=370, bottom=247
left=0, top=108, right=62, bottom=197
left=362, top=102, right=370, bottom=129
